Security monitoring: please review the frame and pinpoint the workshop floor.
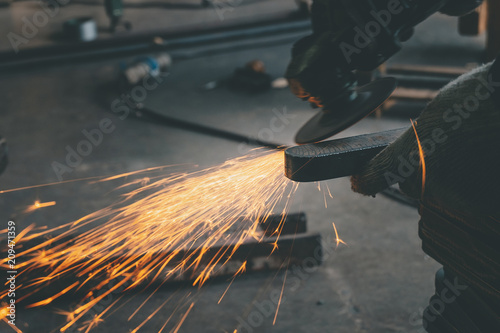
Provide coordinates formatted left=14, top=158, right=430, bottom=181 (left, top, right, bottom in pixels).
left=0, top=3, right=489, bottom=333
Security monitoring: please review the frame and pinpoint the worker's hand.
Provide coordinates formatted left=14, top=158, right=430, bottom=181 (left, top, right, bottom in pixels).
left=351, top=62, right=500, bottom=216
left=286, top=0, right=357, bottom=108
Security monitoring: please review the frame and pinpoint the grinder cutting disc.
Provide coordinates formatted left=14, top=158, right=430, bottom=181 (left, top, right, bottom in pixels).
left=295, top=77, right=397, bottom=144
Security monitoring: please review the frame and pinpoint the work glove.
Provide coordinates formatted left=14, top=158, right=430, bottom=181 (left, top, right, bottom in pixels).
left=351, top=62, right=500, bottom=217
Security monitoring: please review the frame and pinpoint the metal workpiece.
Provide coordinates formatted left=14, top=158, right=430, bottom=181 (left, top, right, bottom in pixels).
left=259, top=212, right=307, bottom=236
left=284, top=128, right=407, bottom=182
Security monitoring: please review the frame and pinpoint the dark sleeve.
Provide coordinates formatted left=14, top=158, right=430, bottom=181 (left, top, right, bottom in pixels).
left=439, top=0, right=483, bottom=16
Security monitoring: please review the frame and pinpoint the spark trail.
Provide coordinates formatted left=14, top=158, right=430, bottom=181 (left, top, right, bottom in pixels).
left=1, top=151, right=301, bottom=332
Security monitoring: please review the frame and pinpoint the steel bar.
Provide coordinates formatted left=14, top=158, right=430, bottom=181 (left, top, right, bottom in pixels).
left=284, top=128, right=407, bottom=182
left=167, top=233, right=322, bottom=268
left=259, top=212, right=307, bottom=236
left=1, top=213, right=320, bottom=304
left=386, top=64, right=470, bottom=78
left=2, top=233, right=321, bottom=304
left=391, top=87, right=439, bottom=101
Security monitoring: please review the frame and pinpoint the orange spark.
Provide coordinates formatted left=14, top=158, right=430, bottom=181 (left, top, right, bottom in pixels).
left=131, top=297, right=171, bottom=333
left=82, top=314, right=104, bottom=333
left=0, top=176, right=107, bottom=194
left=0, top=306, right=7, bottom=320
left=218, top=261, right=247, bottom=304
left=11, top=223, right=36, bottom=245
left=23, top=200, right=56, bottom=214
left=326, top=184, right=333, bottom=199
left=273, top=267, right=287, bottom=325
left=172, top=303, right=195, bottom=333
left=0, top=165, right=187, bottom=194
left=25, top=281, right=79, bottom=308
left=411, top=120, right=426, bottom=198
left=94, top=164, right=189, bottom=183
left=332, top=222, right=347, bottom=248
left=0, top=306, right=23, bottom=333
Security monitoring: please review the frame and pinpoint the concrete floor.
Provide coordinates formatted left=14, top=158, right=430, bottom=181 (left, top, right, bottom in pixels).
left=0, top=3, right=490, bottom=333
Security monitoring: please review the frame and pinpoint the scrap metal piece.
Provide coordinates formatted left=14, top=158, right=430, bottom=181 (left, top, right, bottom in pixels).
left=259, top=212, right=307, bottom=236
left=285, top=128, right=407, bottom=182
left=2, top=213, right=320, bottom=303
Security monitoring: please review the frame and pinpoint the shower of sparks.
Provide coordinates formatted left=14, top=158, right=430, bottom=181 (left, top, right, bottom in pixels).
left=411, top=120, right=427, bottom=198
left=23, top=200, right=57, bottom=214
left=0, top=150, right=304, bottom=332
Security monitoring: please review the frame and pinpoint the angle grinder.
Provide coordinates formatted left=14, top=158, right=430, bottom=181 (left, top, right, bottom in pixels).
left=286, top=0, right=482, bottom=144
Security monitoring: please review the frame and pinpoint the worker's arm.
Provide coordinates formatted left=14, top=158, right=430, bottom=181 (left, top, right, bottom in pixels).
left=351, top=56, right=500, bottom=217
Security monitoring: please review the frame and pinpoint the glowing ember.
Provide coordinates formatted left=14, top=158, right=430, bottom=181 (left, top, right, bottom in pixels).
left=24, top=200, right=57, bottom=214
left=332, top=223, right=347, bottom=248
left=0, top=308, right=22, bottom=333
left=411, top=120, right=426, bottom=197
left=1, top=151, right=302, bottom=332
